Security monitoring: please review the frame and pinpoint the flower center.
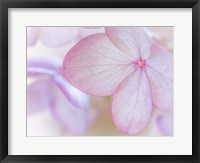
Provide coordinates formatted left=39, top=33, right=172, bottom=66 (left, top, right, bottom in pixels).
left=133, top=58, right=146, bottom=69
left=137, top=60, right=144, bottom=67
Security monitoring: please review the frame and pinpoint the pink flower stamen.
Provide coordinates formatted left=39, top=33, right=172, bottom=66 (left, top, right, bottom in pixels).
left=138, top=60, right=144, bottom=67
left=134, top=59, right=145, bottom=68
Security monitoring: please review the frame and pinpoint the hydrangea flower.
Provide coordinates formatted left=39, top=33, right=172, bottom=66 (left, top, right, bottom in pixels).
left=27, top=53, right=89, bottom=135
left=63, top=27, right=173, bottom=134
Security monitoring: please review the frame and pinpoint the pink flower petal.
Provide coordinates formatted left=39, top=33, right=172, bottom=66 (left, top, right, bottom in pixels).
left=146, top=44, right=173, bottom=111
left=39, top=27, right=80, bottom=47
left=64, top=33, right=134, bottom=96
left=27, top=80, right=55, bottom=114
left=146, top=70, right=173, bottom=112
left=147, top=43, right=173, bottom=79
left=27, top=27, right=39, bottom=46
left=105, top=27, right=151, bottom=60
left=112, top=70, right=152, bottom=134
left=156, top=113, right=173, bottom=136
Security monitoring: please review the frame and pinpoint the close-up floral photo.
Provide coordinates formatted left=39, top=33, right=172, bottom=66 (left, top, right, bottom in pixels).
left=27, top=26, right=173, bottom=136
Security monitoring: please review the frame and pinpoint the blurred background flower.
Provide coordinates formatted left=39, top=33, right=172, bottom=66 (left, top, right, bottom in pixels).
left=27, top=27, right=80, bottom=47
left=156, top=112, right=173, bottom=136
left=27, top=26, right=173, bottom=136
left=27, top=53, right=90, bottom=136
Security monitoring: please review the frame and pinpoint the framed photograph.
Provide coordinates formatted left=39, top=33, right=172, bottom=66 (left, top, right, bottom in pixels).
left=0, top=0, right=199, bottom=162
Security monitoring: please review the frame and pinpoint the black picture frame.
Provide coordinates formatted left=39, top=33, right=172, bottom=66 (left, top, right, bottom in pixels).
left=0, top=0, right=199, bottom=162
